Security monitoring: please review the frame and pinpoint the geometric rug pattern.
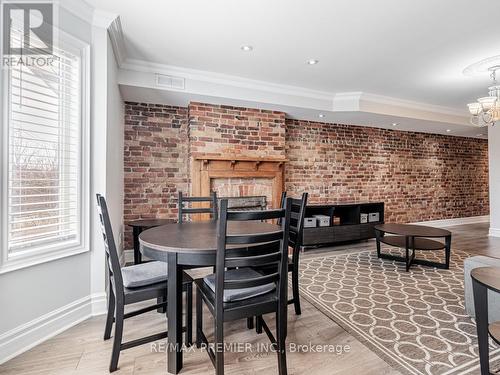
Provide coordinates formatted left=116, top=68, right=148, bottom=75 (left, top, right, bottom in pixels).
left=298, top=248, right=500, bottom=375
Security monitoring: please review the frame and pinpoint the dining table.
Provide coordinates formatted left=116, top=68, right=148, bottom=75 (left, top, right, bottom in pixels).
left=139, top=220, right=280, bottom=374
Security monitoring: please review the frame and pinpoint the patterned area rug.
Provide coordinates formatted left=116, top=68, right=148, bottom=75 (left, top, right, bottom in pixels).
left=298, top=247, right=500, bottom=375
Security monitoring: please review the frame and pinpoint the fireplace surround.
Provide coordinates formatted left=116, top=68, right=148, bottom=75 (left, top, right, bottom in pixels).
left=190, top=155, right=286, bottom=216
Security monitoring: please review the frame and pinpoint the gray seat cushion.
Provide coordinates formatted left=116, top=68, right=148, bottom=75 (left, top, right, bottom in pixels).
left=122, top=261, right=168, bottom=288
left=464, top=256, right=500, bottom=323
left=204, top=268, right=276, bottom=303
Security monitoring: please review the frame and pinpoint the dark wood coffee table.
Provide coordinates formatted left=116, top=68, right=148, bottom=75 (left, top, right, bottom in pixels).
left=374, top=223, right=451, bottom=272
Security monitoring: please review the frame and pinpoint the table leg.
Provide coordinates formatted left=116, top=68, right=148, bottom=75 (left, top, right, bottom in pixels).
left=375, top=230, right=381, bottom=258
left=133, top=227, right=142, bottom=264
left=405, top=236, right=410, bottom=272
left=167, top=252, right=183, bottom=374
left=472, top=278, right=490, bottom=375
left=444, top=235, right=451, bottom=269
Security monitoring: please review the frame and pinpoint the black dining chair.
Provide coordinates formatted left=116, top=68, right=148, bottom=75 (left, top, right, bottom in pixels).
left=195, top=198, right=291, bottom=375
left=96, top=194, right=193, bottom=372
left=253, top=192, right=308, bottom=317
left=178, top=191, right=218, bottom=223
left=283, top=192, right=308, bottom=315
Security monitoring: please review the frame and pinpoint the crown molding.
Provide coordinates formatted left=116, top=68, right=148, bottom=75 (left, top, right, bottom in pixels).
left=120, top=58, right=469, bottom=124
left=360, top=92, right=468, bottom=118
left=332, top=92, right=363, bottom=111
left=120, top=58, right=333, bottom=102
left=107, top=17, right=126, bottom=66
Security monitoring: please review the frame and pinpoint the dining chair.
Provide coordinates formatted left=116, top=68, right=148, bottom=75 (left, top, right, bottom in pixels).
left=254, top=192, right=308, bottom=315
left=96, top=194, right=193, bottom=372
left=178, top=191, right=218, bottom=223
left=195, top=198, right=291, bottom=375
left=283, top=192, right=308, bottom=315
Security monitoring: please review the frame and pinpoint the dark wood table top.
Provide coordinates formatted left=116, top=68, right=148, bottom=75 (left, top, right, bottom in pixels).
left=139, top=221, right=280, bottom=254
left=375, top=223, right=451, bottom=237
left=380, top=236, right=445, bottom=250
left=471, top=267, right=500, bottom=294
left=128, top=219, right=172, bottom=228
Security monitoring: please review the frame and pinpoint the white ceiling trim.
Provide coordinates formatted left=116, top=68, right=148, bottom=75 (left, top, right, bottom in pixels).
left=118, top=57, right=471, bottom=126
left=120, top=58, right=333, bottom=101
left=107, top=17, right=126, bottom=66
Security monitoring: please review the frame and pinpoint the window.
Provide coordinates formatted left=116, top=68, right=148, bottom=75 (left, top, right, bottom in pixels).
left=1, top=29, right=89, bottom=272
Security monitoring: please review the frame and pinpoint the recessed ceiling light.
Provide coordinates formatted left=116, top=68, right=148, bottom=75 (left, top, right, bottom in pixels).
left=446, top=129, right=451, bottom=132
left=318, top=113, right=325, bottom=118
left=477, top=133, right=484, bottom=137
left=307, top=59, right=319, bottom=65
left=241, top=45, right=253, bottom=52
left=392, top=123, right=398, bottom=127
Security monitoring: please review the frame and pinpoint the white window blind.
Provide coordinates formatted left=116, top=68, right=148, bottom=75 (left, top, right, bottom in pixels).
left=6, top=32, right=83, bottom=257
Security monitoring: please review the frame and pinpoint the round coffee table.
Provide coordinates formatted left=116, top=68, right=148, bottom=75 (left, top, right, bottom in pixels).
left=374, top=223, right=452, bottom=272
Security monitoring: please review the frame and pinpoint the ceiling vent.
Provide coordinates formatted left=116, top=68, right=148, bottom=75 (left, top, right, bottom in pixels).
left=155, top=74, right=185, bottom=90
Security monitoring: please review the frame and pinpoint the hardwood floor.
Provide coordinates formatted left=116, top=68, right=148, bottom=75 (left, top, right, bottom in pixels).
left=1, top=222, right=498, bottom=375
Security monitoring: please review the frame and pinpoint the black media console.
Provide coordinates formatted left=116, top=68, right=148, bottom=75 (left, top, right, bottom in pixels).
left=302, top=202, right=384, bottom=247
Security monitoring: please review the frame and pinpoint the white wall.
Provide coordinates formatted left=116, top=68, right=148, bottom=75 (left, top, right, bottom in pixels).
left=489, top=124, right=500, bottom=237
left=106, top=34, right=125, bottom=259
left=0, top=6, right=95, bottom=363
left=0, top=6, right=125, bottom=363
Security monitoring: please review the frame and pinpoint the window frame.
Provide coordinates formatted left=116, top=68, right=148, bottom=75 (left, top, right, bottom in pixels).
left=0, top=31, right=90, bottom=274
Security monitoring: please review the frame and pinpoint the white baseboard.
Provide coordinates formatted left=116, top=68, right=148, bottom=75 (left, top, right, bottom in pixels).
left=489, top=227, right=500, bottom=237
left=0, top=292, right=108, bottom=365
left=91, top=292, right=108, bottom=316
left=411, top=215, right=490, bottom=228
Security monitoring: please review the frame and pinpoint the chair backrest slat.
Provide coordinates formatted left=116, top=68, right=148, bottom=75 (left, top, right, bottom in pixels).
left=178, top=191, right=218, bottom=223
left=224, top=272, right=280, bottom=290
left=226, top=230, right=284, bottom=245
left=215, top=198, right=291, bottom=312
left=96, top=194, right=124, bottom=298
left=225, top=251, right=281, bottom=268
left=226, top=209, right=284, bottom=221
left=279, top=192, right=308, bottom=249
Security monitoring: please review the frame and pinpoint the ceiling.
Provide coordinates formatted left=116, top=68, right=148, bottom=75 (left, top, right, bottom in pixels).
left=87, top=0, right=500, bottom=138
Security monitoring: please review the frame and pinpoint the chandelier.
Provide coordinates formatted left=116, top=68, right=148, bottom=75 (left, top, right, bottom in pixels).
left=467, top=66, right=500, bottom=127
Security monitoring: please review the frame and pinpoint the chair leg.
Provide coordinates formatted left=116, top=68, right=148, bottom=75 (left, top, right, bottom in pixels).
left=256, top=315, right=263, bottom=334
left=292, top=261, right=302, bottom=315
left=185, top=284, right=193, bottom=346
left=276, top=312, right=288, bottom=375
left=109, top=303, right=124, bottom=372
left=215, top=319, right=224, bottom=375
left=196, top=288, right=202, bottom=348
left=247, top=317, right=254, bottom=330
left=104, top=288, right=115, bottom=340
left=157, top=296, right=167, bottom=313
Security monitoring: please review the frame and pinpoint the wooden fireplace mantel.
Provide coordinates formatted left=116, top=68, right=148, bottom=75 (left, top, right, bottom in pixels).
left=190, top=154, right=286, bottom=211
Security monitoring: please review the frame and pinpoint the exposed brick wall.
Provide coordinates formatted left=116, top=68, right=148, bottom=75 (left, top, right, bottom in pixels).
left=123, top=103, right=188, bottom=249
left=188, top=102, right=286, bottom=158
left=123, top=101, right=489, bottom=249
left=285, top=119, right=489, bottom=223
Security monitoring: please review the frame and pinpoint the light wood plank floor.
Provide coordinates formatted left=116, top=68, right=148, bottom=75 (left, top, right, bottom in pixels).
left=1, top=223, right=498, bottom=375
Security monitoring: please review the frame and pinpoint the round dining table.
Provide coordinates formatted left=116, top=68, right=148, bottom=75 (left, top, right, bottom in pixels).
left=139, top=220, right=280, bottom=374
